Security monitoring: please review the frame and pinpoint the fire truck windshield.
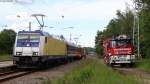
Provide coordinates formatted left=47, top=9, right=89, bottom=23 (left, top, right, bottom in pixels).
left=111, top=39, right=131, bottom=48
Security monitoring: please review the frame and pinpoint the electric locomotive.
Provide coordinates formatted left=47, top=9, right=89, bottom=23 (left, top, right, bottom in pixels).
left=13, top=30, right=85, bottom=68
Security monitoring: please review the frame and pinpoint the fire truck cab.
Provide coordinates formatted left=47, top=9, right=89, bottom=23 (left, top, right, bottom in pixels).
left=103, top=35, right=136, bottom=66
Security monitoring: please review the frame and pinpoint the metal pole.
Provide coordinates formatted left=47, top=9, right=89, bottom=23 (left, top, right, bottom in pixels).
left=133, top=14, right=135, bottom=45
left=134, top=1, right=140, bottom=59
left=70, top=33, right=72, bottom=42
left=29, top=22, right=31, bottom=31
left=74, top=38, right=78, bottom=45
left=137, top=12, right=140, bottom=59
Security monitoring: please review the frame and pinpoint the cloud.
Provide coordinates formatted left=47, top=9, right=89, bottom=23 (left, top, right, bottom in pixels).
left=5, top=0, right=133, bottom=22
left=1, top=0, right=133, bottom=47
left=6, top=21, right=39, bottom=32
left=45, top=0, right=133, bottom=21
left=15, top=0, right=33, bottom=4
left=6, top=12, right=31, bottom=21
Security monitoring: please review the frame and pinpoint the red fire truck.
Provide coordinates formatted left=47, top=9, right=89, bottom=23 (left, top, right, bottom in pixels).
left=102, top=35, right=136, bottom=66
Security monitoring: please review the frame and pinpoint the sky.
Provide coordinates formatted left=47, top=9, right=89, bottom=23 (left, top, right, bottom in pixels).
left=0, top=0, right=133, bottom=47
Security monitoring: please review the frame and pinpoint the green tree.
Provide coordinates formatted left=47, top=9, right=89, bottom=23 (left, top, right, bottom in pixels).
left=95, top=8, right=134, bottom=57
left=95, top=31, right=103, bottom=58
left=134, top=0, right=150, bottom=58
left=0, top=29, right=16, bottom=54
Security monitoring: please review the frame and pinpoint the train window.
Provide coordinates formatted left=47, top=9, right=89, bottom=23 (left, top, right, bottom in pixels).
left=45, top=37, right=47, bottom=43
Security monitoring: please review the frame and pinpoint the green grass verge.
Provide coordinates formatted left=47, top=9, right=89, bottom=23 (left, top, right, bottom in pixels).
left=0, top=54, right=12, bottom=61
left=44, top=59, right=141, bottom=84
left=138, top=59, right=150, bottom=72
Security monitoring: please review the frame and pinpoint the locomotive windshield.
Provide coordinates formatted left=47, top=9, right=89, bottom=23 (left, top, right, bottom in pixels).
left=111, top=39, right=131, bottom=48
left=16, top=34, right=40, bottom=47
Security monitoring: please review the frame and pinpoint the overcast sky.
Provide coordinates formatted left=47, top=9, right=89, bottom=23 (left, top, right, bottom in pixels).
left=0, top=0, right=133, bottom=47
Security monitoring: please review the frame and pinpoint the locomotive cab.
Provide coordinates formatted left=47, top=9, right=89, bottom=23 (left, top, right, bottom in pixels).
left=15, top=33, right=40, bottom=56
left=13, top=30, right=45, bottom=67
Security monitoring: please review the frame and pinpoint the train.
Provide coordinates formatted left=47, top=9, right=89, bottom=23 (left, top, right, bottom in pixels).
left=13, top=30, right=86, bottom=68
left=102, top=35, right=136, bottom=66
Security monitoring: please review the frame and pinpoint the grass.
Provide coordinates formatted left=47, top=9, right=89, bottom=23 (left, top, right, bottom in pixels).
left=44, top=59, right=141, bottom=84
left=0, top=54, right=12, bottom=61
left=138, top=59, right=150, bottom=72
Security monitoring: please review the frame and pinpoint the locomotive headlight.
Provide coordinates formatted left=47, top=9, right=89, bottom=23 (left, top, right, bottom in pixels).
left=16, top=52, right=22, bottom=56
left=33, top=52, right=38, bottom=56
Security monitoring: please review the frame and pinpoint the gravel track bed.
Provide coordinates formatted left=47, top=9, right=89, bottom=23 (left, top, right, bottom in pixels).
left=1, top=59, right=86, bottom=84
left=0, top=61, right=13, bottom=68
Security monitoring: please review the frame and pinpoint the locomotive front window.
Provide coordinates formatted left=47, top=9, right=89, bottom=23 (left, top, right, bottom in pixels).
left=16, top=35, right=40, bottom=47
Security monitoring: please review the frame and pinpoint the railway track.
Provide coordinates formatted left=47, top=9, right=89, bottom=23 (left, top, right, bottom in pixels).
left=0, top=69, right=34, bottom=83
left=0, top=61, right=74, bottom=83
left=0, top=59, right=83, bottom=83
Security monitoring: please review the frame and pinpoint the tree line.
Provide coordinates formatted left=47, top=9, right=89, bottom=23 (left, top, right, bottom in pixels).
left=0, top=29, right=16, bottom=54
left=95, top=0, right=150, bottom=59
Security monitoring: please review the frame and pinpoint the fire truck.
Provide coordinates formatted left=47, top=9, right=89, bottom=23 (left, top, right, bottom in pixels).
left=102, top=35, right=136, bottom=66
